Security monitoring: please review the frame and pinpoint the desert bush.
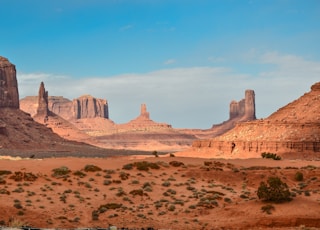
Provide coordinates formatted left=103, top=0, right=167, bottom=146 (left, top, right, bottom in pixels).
left=52, top=166, right=71, bottom=178
left=169, top=161, right=185, bottom=167
left=162, top=181, right=171, bottom=187
left=129, top=189, right=144, bottom=196
left=294, top=171, right=304, bottom=181
left=98, top=203, right=122, bottom=212
left=168, top=204, right=176, bottom=211
left=91, top=210, right=99, bottom=221
left=73, top=170, right=86, bottom=178
left=122, top=163, right=134, bottom=170
left=0, top=170, right=12, bottom=176
left=261, top=152, right=281, bottom=160
left=84, top=164, right=102, bottom=172
left=0, top=188, right=10, bottom=195
left=134, top=161, right=160, bottom=171
left=257, top=176, right=291, bottom=203
left=119, top=171, right=130, bottom=180
left=261, top=204, right=275, bottom=214
left=152, top=151, right=159, bottom=157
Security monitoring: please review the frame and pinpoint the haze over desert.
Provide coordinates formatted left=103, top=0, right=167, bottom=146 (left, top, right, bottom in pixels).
left=1, top=1, right=320, bottom=229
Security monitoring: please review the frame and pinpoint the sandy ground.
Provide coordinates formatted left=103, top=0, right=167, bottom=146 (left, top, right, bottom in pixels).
left=0, top=154, right=320, bottom=229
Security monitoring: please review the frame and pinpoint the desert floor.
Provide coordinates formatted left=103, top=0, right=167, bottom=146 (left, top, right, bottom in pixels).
left=0, top=154, right=320, bottom=230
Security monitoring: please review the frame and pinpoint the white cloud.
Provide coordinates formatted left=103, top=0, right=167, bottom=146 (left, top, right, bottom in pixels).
left=17, top=52, right=320, bottom=128
left=163, top=59, right=176, bottom=65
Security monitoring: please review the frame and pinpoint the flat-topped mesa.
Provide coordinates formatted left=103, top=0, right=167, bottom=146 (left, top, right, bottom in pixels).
left=72, top=95, right=109, bottom=119
left=0, top=56, right=19, bottom=108
left=36, top=82, right=49, bottom=117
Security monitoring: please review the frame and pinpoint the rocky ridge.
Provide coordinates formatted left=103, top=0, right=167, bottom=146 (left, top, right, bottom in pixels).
left=192, top=82, right=320, bottom=159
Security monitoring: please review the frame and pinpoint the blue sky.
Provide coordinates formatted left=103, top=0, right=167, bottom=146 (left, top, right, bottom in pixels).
left=1, top=0, right=320, bottom=128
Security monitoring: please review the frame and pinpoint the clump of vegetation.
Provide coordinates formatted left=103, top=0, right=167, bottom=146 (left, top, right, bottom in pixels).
left=84, top=164, right=102, bottom=172
left=152, top=151, right=159, bottom=157
left=73, top=170, right=86, bottom=178
left=119, top=171, right=130, bottom=180
left=52, top=166, right=71, bottom=178
left=294, top=171, right=304, bottom=181
left=122, top=163, right=134, bottom=170
left=98, top=203, right=122, bottom=212
left=261, top=152, right=281, bottom=160
left=129, top=189, right=144, bottom=197
left=257, top=176, right=292, bottom=203
left=261, top=204, right=275, bottom=214
left=169, top=161, right=185, bottom=167
left=0, top=170, right=12, bottom=176
left=135, top=161, right=160, bottom=171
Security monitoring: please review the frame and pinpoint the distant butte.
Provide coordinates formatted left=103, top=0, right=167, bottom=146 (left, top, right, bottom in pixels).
left=191, top=82, right=320, bottom=159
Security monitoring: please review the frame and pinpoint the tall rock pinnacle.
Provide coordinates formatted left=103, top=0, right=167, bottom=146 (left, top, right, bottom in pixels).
left=0, top=56, right=19, bottom=108
left=36, top=82, right=49, bottom=117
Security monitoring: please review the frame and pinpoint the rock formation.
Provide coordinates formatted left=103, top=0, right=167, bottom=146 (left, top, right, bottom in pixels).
left=36, top=82, right=49, bottom=117
left=192, top=82, right=320, bottom=159
left=0, top=56, right=19, bottom=108
left=228, top=89, right=256, bottom=121
left=21, top=94, right=109, bottom=121
left=72, top=95, right=109, bottom=119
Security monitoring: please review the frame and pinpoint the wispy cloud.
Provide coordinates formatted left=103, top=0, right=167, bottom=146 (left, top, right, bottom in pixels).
left=17, top=52, right=320, bottom=128
left=163, top=59, right=176, bottom=65
left=119, top=24, right=134, bottom=32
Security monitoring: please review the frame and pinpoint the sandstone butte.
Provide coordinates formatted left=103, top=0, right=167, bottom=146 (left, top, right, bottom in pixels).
left=20, top=82, right=257, bottom=151
left=190, top=82, right=320, bottom=159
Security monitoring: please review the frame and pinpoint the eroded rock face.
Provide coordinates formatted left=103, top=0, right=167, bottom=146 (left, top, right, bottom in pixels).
left=194, top=82, right=320, bottom=158
left=229, top=90, right=255, bottom=121
left=0, top=57, right=19, bottom=108
left=36, top=82, right=49, bottom=117
left=72, top=95, right=109, bottom=119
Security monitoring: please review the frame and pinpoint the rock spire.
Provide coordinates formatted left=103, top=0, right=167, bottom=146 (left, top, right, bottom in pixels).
left=36, top=82, right=49, bottom=117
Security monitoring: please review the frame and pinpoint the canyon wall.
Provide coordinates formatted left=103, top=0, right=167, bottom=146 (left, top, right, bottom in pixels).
left=0, top=56, right=19, bottom=108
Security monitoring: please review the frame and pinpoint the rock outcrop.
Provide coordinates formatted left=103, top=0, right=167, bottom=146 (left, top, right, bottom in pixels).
left=0, top=56, right=19, bottom=108
left=72, top=95, right=109, bottom=119
left=192, top=82, right=320, bottom=159
left=36, top=82, right=49, bottom=117
left=21, top=94, right=109, bottom=121
left=227, top=89, right=256, bottom=122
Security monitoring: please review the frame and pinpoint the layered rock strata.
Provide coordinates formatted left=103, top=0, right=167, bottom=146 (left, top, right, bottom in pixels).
left=72, top=95, right=109, bottom=119
left=192, top=82, right=320, bottom=158
left=0, top=56, right=19, bottom=108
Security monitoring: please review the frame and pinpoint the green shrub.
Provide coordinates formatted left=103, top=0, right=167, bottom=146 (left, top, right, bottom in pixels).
left=261, top=152, right=281, bottom=160
left=52, top=166, right=71, bottom=178
left=84, top=165, right=102, bottom=172
left=257, top=176, right=291, bottom=203
left=261, top=204, right=275, bottom=214
left=294, top=171, right=304, bottom=181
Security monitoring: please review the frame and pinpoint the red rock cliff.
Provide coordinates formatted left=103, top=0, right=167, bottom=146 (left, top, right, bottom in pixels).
left=193, top=82, right=320, bottom=159
left=72, top=95, right=109, bottom=119
left=0, top=56, right=19, bottom=108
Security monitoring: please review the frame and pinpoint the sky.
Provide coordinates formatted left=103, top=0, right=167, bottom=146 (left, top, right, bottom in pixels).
left=1, top=0, right=320, bottom=128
